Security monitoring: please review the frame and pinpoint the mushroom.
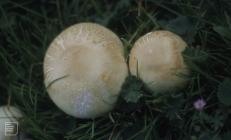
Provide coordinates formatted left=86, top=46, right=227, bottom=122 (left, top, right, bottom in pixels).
left=43, top=23, right=128, bottom=118
left=129, top=30, right=190, bottom=93
left=0, top=106, right=23, bottom=140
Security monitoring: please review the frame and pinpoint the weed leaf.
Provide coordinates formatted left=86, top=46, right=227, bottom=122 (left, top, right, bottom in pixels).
left=217, top=78, right=231, bottom=106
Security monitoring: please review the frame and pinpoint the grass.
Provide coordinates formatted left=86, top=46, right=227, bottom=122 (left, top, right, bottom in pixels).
left=0, top=0, right=231, bottom=140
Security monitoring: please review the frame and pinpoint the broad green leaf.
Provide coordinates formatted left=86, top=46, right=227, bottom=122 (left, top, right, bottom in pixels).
left=122, top=90, right=142, bottom=103
left=222, top=132, right=231, bottom=140
left=199, top=133, right=212, bottom=140
left=121, top=76, right=143, bottom=103
left=183, top=47, right=209, bottom=63
left=217, top=78, right=231, bottom=106
left=166, top=16, right=193, bottom=35
left=213, top=26, right=231, bottom=40
left=161, top=16, right=197, bottom=44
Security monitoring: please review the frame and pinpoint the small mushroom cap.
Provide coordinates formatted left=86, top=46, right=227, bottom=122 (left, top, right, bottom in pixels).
left=0, top=106, right=23, bottom=140
left=129, top=30, right=190, bottom=93
left=44, top=23, right=128, bottom=118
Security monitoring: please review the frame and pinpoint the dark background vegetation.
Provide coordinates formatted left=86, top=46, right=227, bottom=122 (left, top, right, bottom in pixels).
left=0, top=0, right=231, bottom=140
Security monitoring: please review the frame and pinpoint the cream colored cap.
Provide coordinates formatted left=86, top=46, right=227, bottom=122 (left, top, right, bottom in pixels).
left=129, top=30, right=190, bottom=93
left=43, top=23, right=128, bottom=118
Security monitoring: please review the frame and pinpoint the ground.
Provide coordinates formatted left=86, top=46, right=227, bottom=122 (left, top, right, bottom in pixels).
left=0, top=0, right=231, bottom=140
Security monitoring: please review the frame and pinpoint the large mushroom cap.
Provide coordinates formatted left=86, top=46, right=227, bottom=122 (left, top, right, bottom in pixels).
left=129, top=30, right=190, bottom=93
left=44, top=23, right=128, bottom=118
